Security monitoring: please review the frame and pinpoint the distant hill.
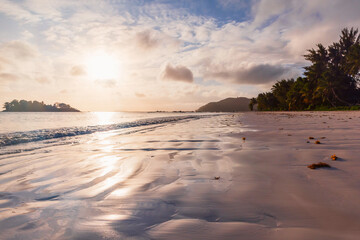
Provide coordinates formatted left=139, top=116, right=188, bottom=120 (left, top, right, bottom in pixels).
left=3, top=100, right=80, bottom=112
left=196, top=97, right=251, bottom=112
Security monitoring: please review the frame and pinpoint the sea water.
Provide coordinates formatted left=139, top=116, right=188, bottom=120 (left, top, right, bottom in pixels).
left=0, top=112, right=217, bottom=149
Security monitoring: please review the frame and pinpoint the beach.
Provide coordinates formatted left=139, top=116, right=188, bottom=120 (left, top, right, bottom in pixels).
left=1, top=112, right=360, bottom=239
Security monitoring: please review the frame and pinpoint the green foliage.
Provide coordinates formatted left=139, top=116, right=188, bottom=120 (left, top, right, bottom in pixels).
left=249, top=97, right=257, bottom=111
left=272, top=79, right=295, bottom=110
left=255, top=27, right=360, bottom=111
left=257, top=92, right=279, bottom=111
left=3, top=99, right=80, bottom=112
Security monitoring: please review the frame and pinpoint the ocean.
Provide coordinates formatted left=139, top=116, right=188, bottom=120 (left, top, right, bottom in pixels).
left=0, top=112, right=218, bottom=153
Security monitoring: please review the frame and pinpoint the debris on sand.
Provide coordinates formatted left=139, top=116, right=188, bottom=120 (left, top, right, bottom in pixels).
left=242, top=137, right=246, bottom=141
left=214, top=176, right=220, bottom=180
left=331, top=154, right=338, bottom=161
left=308, top=162, right=331, bottom=169
left=309, top=137, right=314, bottom=139
left=315, top=140, right=321, bottom=144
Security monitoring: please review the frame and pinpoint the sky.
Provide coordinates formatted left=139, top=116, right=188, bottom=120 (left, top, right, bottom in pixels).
left=0, top=0, right=359, bottom=111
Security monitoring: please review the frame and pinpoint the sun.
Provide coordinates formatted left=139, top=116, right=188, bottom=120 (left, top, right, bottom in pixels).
left=85, top=51, right=120, bottom=80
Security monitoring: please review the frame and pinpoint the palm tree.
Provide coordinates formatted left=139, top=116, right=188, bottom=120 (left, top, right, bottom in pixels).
left=249, top=98, right=257, bottom=111
left=255, top=27, right=360, bottom=110
left=271, top=79, right=294, bottom=110
left=3, top=102, right=10, bottom=111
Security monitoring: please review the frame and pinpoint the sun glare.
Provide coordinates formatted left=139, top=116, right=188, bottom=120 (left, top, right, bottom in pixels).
left=85, top=51, right=120, bottom=80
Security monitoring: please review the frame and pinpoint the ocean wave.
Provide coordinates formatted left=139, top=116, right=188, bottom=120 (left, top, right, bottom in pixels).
left=0, top=115, right=210, bottom=147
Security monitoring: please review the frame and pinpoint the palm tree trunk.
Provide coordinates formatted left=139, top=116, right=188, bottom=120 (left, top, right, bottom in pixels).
left=331, top=88, right=352, bottom=106
left=326, top=96, right=336, bottom=107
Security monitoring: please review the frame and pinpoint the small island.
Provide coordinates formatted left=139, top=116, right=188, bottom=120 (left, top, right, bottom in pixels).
left=2, top=99, right=80, bottom=112
left=196, top=97, right=250, bottom=112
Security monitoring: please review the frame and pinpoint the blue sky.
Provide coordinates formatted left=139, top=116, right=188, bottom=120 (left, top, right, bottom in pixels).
left=0, top=0, right=359, bottom=111
left=122, top=0, right=252, bottom=23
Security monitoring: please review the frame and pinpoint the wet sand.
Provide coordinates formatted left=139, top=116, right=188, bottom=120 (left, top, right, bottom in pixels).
left=1, top=112, right=360, bottom=239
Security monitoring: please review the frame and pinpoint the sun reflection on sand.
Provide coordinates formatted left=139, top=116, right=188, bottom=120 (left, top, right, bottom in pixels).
left=70, top=151, right=143, bottom=199
left=99, top=155, right=121, bottom=175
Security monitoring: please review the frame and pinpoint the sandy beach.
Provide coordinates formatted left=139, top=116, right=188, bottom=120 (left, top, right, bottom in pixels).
left=1, top=112, right=360, bottom=239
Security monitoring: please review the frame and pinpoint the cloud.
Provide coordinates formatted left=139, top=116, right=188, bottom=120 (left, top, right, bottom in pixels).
left=135, top=30, right=159, bottom=49
left=161, top=64, right=194, bottom=83
left=0, top=40, right=55, bottom=88
left=206, top=64, right=289, bottom=84
left=21, top=30, right=34, bottom=40
left=0, top=0, right=40, bottom=22
left=35, top=76, right=50, bottom=83
left=135, top=92, right=146, bottom=98
left=251, top=0, right=292, bottom=28
left=0, top=57, right=10, bottom=72
left=70, top=65, right=86, bottom=76
left=3, top=40, right=38, bottom=59
left=95, top=79, right=117, bottom=88
left=0, top=73, right=18, bottom=82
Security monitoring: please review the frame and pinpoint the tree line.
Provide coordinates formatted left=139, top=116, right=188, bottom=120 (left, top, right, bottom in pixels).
left=250, top=27, right=360, bottom=111
left=3, top=99, right=80, bottom=112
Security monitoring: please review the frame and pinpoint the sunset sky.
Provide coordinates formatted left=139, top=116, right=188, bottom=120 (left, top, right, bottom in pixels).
left=0, top=0, right=359, bottom=111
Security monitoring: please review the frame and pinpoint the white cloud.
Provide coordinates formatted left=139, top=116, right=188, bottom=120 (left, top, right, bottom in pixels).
left=0, top=0, right=40, bottom=22
left=70, top=65, right=86, bottom=76
left=2, top=40, right=38, bottom=59
left=0, top=40, right=54, bottom=86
